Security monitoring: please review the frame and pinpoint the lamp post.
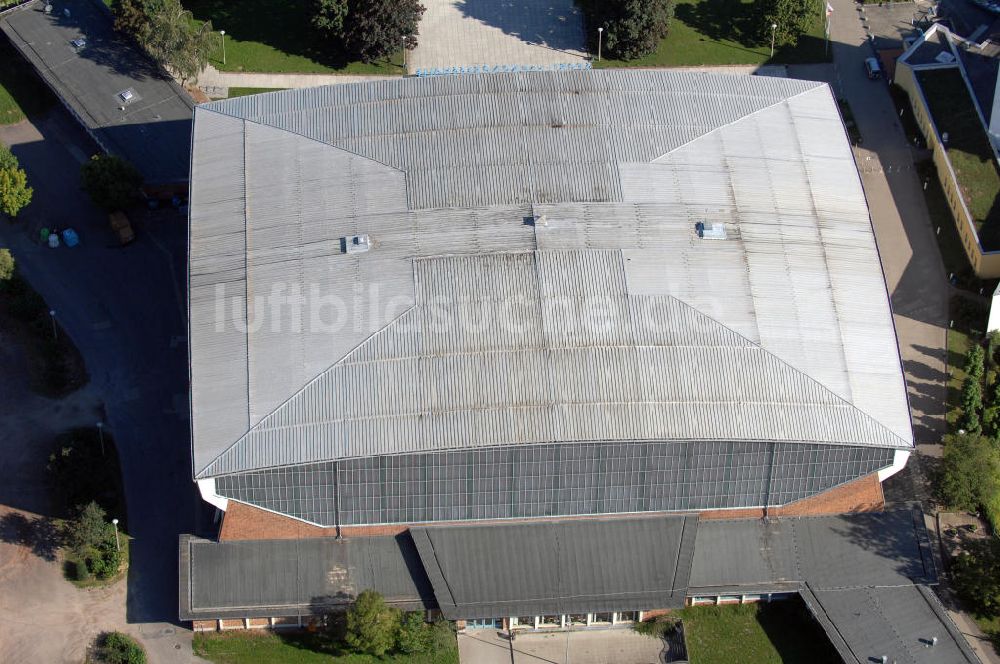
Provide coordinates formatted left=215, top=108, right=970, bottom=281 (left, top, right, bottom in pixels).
left=597, top=27, right=603, bottom=62
left=402, top=36, right=407, bottom=73
left=48, top=309, right=57, bottom=340
left=111, top=518, right=120, bottom=551
left=96, top=421, right=105, bottom=456
left=219, top=30, right=226, bottom=66
left=770, top=23, right=777, bottom=58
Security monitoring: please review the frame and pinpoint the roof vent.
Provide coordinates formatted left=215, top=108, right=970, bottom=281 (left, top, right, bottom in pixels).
left=695, top=221, right=727, bottom=240
left=343, top=234, right=372, bottom=254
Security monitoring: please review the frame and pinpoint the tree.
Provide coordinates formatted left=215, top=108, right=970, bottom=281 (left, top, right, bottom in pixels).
left=962, top=377, right=984, bottom=432
left=601, top=0, right=674, bottom=61
left=312, top=0, right=349, bottom=35
left=395, top=611, right=430, bottom=654
left=0, top=165, right=32, bottom=218
left=112, top=0, right=214, bottom=82
left=66, top=501, right=110, bottom=554
left=759, top=0, right=815, bottom=48
left=0, top=248, right=13, bottom=282
left=952, top=538, right=1000, bottom=616
left=341, top=0, right=425, bottom=63
left=966, top=344, right=986, bottom=380
left=80, top=155, right=143, bottom=211
left=939, top=433, right=1000, bottom=513
left=345, top=590, right=400, bottom=656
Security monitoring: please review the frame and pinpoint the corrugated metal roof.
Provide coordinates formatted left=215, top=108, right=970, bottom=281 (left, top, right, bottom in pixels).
left=410, top=514, right=698, bottom=619
left=189, top=70, right=913, bottom=479
left=178, top=533, right=434, bottom=620
left=804, top=585, right=981, bottom=664
left=688, top=509, right=937, bottom=592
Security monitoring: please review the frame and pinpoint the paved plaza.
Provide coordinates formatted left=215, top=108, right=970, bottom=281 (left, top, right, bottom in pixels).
left=409, top=0, right=587, bottom=72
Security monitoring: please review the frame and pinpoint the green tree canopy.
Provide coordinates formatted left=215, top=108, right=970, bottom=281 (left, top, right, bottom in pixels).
left=759, top=0, right=816, bottom=48
left=601, top=0, right=674, bottom=61
left=0, top=248, right=14, bottom=282
left=80, top=155, right=143, bottom=211
left=396, top=610, right=430, bottom=654
left=345, top=590, right=400, bottom=656
left=939, top=433, right=1000, bottom=513
left=112, top=0, right=214, bottom=82
left=0, top=144, right=19, bottom=171
left=312, top=0, right=349, bottom=35
left=344, top=0, right=425, bottom=62
left=66, top=501, right=110, bottom=554
left=98, top=631, right=146, bottom=664
left=952, top=538, right=1000, bottom=617
left=0, top=165, right=32, bottom=218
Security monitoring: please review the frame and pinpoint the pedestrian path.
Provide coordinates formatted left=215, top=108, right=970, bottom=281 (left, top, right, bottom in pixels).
left=196, top=64, right=401, bottom=95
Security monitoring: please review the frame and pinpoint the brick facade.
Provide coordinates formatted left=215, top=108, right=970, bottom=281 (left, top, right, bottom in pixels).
left=699, top=473, right=884, bottom=520
left=218, top=473, right=884, bottom=541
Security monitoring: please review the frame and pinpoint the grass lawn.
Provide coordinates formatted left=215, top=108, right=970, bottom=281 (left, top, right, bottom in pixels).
left=678, top=600, right=841, bottom=664
left=227, top=87, right=288, bottom=98
left=590, top=0, right=830, bottom=68
left=917, top=68, right=1000, bottom=251
left=194, top=630, right=458, bottom=664
left=0, top=40, right=55, bottom=124
left=182, top=0, right=402, bottom=74
left=947, top=328, right=973, bottom=428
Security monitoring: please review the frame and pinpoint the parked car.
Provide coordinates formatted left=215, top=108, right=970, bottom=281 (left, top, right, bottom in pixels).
left=108, top=211, right=134, bottom=245
left=864, top=57, right=882, bottom=80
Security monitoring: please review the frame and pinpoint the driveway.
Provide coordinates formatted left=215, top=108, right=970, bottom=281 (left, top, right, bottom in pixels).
left=410, top=0, right=587, bottom=72
left=459, top=629, right=667, bottom=664
left=0, top=107, right=210, bottom=661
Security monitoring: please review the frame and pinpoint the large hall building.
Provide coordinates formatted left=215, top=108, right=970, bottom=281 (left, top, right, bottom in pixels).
left=175, top=71, right=974, bottom=663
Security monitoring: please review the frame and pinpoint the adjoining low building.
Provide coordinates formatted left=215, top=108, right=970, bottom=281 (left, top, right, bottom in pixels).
left=1, top=0, right=193, bottom=186
left=180, top=509, right=981, bottom=663
left=896, top=21, right=1000, bottom=277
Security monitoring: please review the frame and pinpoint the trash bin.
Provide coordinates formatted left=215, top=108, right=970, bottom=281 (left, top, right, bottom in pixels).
left=62, top=228, right=79, bottom=247
left=40, top=227, right=49, bottom=243
left=48, top=233, right=60, bottom=248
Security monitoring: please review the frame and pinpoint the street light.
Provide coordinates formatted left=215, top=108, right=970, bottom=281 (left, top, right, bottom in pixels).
left=770, top=23, right=777, bottom=58
left=111, top=518, right=120, bottom=551
left=402, top=35, right=407, bottom=72
left=219, top=30, right=226, bottom=66
left=96, top=421, right=105, bottom=456
left=597, top=27, right=603, bottom=62
left=48, top=309, right=57, bottom=340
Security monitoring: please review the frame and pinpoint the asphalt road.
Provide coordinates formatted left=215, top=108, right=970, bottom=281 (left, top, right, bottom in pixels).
left=0, top=108, right=211, bottom=660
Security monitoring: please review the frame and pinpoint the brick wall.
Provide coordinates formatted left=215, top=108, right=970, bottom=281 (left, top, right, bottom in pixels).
left=219, top=473, right=884, bottom=541
left=699, top=473, right=884, bottom=520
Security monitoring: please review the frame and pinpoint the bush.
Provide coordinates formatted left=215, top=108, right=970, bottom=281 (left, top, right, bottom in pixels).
left=633, top=616, right=680, bottom=638
left=80, top=155, right=143, bottom=211
left=395, top=611, right=430, bottom=654
left=97, top=631, right=146, bottom=664
left=345, top=590, right=400, bottom=656
left=0, top=248, right=13, bottom=281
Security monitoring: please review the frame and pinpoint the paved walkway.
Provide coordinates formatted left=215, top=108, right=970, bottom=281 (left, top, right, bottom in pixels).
left=0, top=110, right=206, bottom=662
left=410, top=0, right=587, bottom=73
left=196, top=64, right=401, bottom=96
left=458, top=630, right=667, bottom=664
